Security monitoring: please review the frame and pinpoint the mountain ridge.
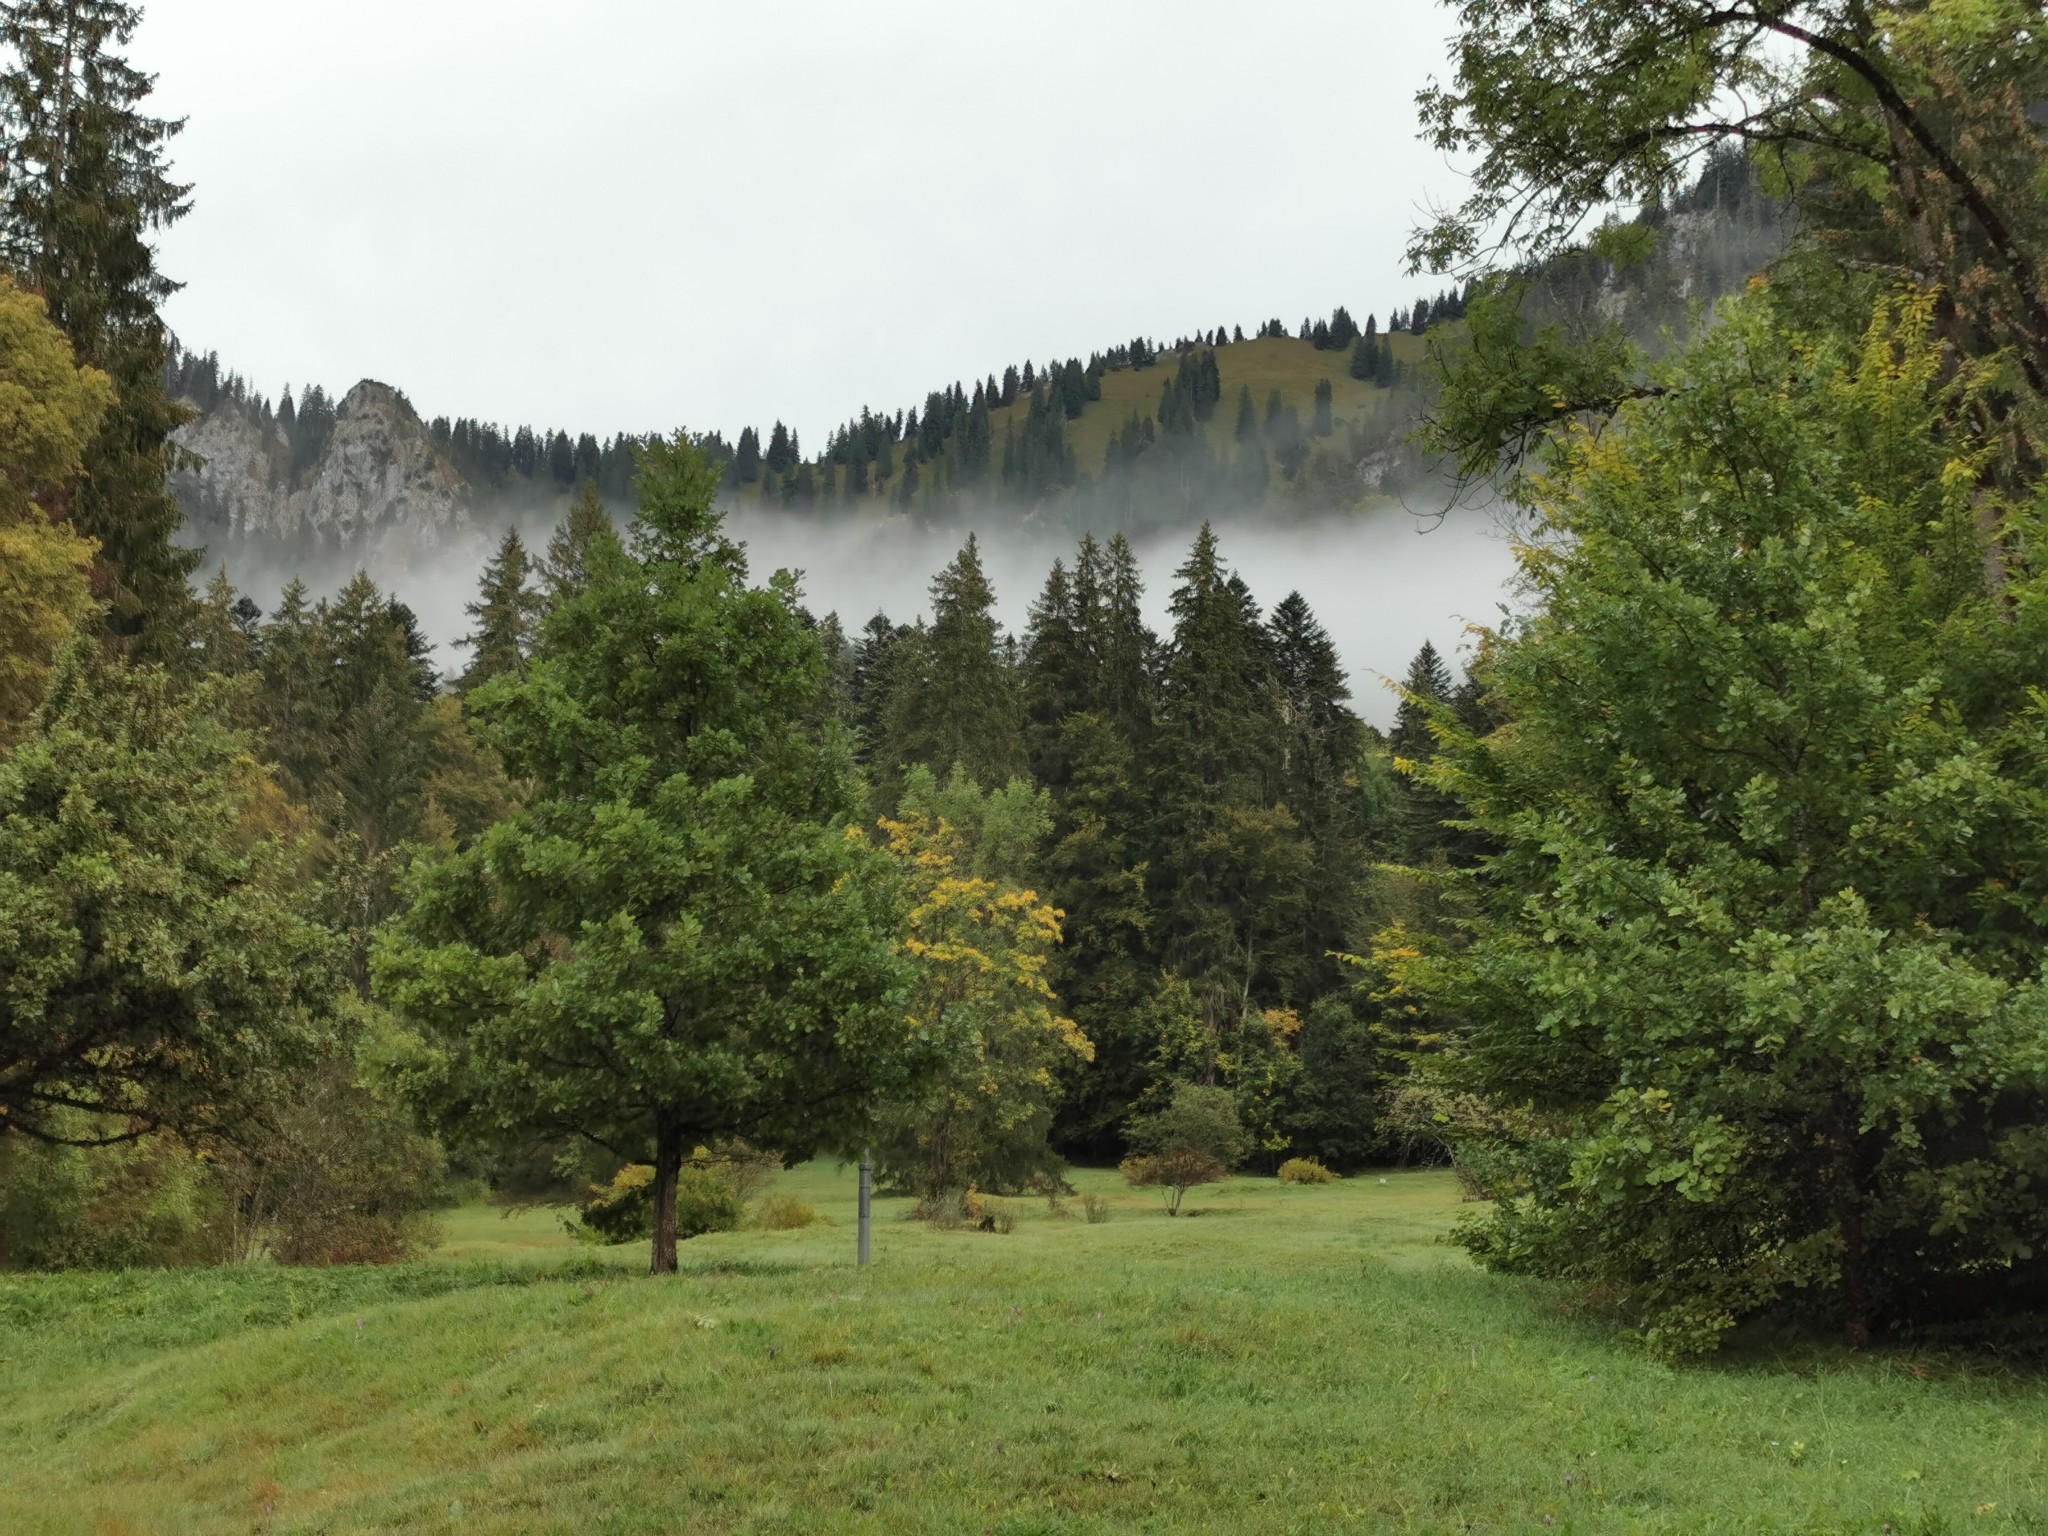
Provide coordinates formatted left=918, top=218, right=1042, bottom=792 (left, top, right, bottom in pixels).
left=168, top=158, right=1789, bottom=564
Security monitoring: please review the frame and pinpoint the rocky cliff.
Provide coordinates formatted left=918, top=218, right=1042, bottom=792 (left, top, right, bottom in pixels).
left=173, top=380, right=477, bottom=557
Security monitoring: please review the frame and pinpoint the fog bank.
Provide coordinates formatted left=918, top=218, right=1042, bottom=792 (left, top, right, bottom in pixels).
left=206, top=502, right=1522, bottom=732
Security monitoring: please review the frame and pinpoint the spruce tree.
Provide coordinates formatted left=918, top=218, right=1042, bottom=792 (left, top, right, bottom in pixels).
left=1147, top=526, right=1303, bottom=1046
left=1020, top=557, right=1088, bottom=789
left=1270, top=591, right=1365, bottom=990
left=847, top=612, right=910, bottom=765
left=876, top=535, right=1026, bottom=794
left=254, top=579, right=332, bottom=804
left=1094, top=533, right=1153, bottom=744
left=1390, top=638, right=1464, bottom=862
left=1389, top=639, right=1453, bottom=765
left=1233, top=384, right=1258, bottom=442
left=0, top=0, right=199, bottom=662
left=458, top=527, right=543, bottom=693
left=190, top=567, right=260, bottom=681
left=734, top=425, right=761, bottom=482
left=542, top=481, right=616, bottom=603
left=1043, top=710, right=1156, bottom=1156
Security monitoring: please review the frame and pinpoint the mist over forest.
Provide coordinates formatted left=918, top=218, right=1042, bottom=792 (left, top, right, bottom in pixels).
left=199, top=495, right=1517, bottom=730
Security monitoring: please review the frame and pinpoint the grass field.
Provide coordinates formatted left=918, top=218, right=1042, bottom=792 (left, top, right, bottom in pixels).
left=4, top=1164, right=2044, bottom=1534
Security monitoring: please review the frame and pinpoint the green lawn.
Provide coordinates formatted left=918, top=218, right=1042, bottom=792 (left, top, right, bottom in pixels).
left=2, top=1164, right=2043, bottom=1533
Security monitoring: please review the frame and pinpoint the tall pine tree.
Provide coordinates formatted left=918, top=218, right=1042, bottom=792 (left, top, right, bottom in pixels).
left=876, top=534, right=1025, bottom=796
left=542, top=481, right=615, bottom=603
left=0, top=1, right=198, bottom=661
left=1390, top=639, right=1464, bottom=863
left=1147, top=525, right=1305, bottom=1057
left=1270, top=591, right=1366, bottom=991
left=458, top=528, right=543, bottom=693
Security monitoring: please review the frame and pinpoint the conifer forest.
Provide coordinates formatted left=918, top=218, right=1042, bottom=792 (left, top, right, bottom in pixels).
left=7, top=2, right=2048, bottom=1531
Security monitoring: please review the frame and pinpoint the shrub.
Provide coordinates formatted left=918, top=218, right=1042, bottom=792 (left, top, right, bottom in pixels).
left=218, top=1064, right=446, bottom=1266
left=673, top=1166, right=744, bottom=1238
left=911, top=1189, right=969, bottom=1229
left=574, top=1163, right=742, bottom=1245
left=988, top=1201, right=1018, bottom=1234
left=1120, top=1083, right=1249, bottom=1215
left=0, top=1124, right=221, bottom=1271
left=574, top=1164, right=655, bottom=1244
left=1120, top=1152, right=1227, bottom=1215
left=1278, top=1157, right=1339, bottom=1185
left=1081, top=1193, right=1112, bottom=1224
left=1027, top=1170, right=1074, bottom=1217
left=749, top=1194, right=818, bottom=1231
left=691, top=1140, right=779, bottom=1203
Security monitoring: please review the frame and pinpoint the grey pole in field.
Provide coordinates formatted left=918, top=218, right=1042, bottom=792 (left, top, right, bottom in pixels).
left=858, top=1149, right=873, bottom=1267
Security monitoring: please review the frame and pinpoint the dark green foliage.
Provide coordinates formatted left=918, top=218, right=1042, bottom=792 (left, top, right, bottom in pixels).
left=1399, top=296, right=2048, bottom=1353
left=541, top=481, right=615, bottom=603
left=1042, top=710, right=1154, bottom=1156
left=734, top=425, right=761, bottom=483
left=848, top=612, right=910, bottom=762
left=0, top=643, right=342, bottom=1146
left=876, top=535, right=1026, bottom=795
left=1269, top=592, right=1366, bottom=993
left=1146, top=527, right=1312, bottom=1057
left=1156, top=348, right=1222, bottom=437
left=0, top=0, right=199, bottom=663
left=457, top=529, right=542, bottom=694
left=1388, top=639, right=1474, bottom=867
left=1277, top=994, right=1384, bottom=1171
left=373, top=437, right=922, bottom=1274
left=1000, top=385, right=1076, bottom=499
left=1020, top=558, right=1087, bottom=790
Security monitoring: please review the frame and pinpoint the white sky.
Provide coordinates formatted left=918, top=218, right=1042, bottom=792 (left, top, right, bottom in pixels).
left=135, top=0, right=1464, bottom=449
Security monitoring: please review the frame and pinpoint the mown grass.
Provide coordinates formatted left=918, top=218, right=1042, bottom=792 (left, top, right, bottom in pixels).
left=3, top=1164, right=2044, bottom=1534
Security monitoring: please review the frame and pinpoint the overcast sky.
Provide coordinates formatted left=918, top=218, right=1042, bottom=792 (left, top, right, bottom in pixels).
left=134, top=0, right=1464, bottom=448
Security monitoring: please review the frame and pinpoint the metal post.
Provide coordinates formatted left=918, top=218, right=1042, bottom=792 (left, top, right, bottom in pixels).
left=857, top=1149, right=873, bottom=1267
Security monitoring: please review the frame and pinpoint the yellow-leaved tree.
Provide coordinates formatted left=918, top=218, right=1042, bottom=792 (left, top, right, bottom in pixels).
left=873, top=772, right=1092, bottom=1202
left=0, top=277, right=115, bottom=731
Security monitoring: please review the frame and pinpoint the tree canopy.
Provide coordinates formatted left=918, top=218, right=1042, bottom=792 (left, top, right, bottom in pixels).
left=1389, top=291, right=2048, bottom=1353
left=374, top=438, right=925, bottom=1273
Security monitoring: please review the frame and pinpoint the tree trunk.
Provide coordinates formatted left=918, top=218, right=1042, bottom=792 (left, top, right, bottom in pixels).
left=650, top=1121, right=683, bottom=1276
left=1830, top=1092, right=1872, bottom=1350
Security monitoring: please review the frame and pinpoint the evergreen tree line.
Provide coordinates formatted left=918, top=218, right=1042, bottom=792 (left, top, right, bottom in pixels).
left=168, top=290, right=1461, bottom=536
left=835, top=525, right=1481, bottom=1167
left=164, top=339, right=656, bottom=504
left=735, top=300, right=1445, bottom=521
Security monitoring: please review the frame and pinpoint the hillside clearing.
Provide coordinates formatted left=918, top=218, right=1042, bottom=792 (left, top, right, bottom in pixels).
left=3, top=1165, right=2043, bottom=1534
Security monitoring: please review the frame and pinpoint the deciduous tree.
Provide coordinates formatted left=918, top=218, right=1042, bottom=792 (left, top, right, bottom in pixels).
left=375, top=437, right=923, bottom=1274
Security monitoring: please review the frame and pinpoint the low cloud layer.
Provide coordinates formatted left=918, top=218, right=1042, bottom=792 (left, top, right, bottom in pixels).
left=206, top=500, right=1521, bottom=732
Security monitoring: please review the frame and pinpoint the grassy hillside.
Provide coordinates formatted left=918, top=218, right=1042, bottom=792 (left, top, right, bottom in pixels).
left=991, top=333, right=1429, bottom=484
left=5, top=1164, right=2043, bottom=1533
left=721, top=328, right=1436, bottom=529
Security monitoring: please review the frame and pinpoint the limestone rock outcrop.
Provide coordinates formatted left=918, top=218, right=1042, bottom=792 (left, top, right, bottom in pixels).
left=173, top=380, right=476, bottom=555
